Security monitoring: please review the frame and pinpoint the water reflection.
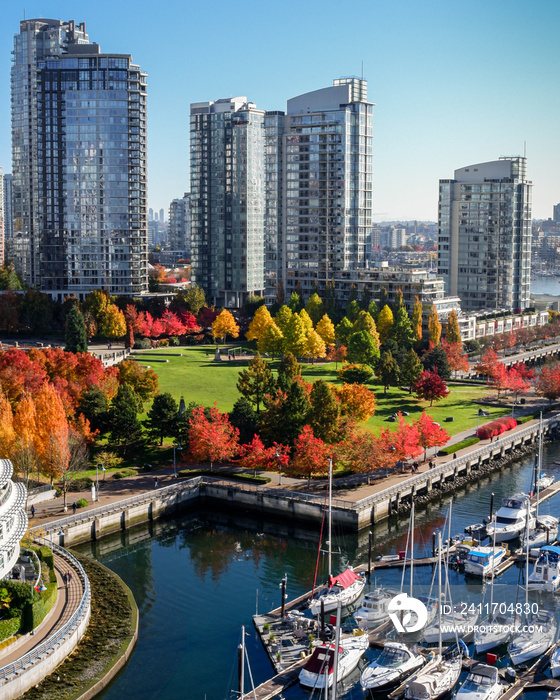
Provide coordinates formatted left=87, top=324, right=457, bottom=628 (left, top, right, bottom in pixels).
left=73, top=441, right=560, bottom=700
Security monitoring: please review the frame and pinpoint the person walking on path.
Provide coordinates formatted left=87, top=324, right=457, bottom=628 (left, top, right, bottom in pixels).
left=154, top=477, right=159, bottom=489
left=72, top=502, right=77, bottom=515
left=65, top=571, right=72, bottom=588
left=30, top=504, right=35, bottom=519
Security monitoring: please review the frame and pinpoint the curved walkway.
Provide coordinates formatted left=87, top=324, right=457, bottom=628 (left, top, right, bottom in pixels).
left=0, top=549, right=84, bottom=667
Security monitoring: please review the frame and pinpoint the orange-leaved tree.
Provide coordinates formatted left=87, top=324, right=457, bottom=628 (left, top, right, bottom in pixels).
left=335, top=383, right=377, bottom=422
left=34, top=383, right=70, bottom=505
left=0, top=389, right=15, bottom=464
left=12, top=392, right=39, bottom=492
left=188, top=404, right=239, bottom=470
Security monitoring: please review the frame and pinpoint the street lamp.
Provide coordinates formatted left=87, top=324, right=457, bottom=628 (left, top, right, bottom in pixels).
left=95, top=463, right=105, bottom=502
left=275, top=449, right=282, bottom=486
left=173, top=443, right=183, bottom=478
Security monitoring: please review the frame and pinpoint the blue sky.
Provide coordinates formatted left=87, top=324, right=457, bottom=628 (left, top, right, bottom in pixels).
left=1, top=0, right=558, bottom=221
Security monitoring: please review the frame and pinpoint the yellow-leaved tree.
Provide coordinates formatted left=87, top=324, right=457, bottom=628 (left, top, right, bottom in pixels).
left=212, top=309, right=240, bottom=344
left=428, top=306, right=442, bottom=345
left=376, top=305, right=394, bottom=344
left=246, top=305, right=273, bottom=343
left=315, top=314, right=336, bottom=347
left=305, top=329, right=327, bottom=362
left=99, top=303, right=126, bottom=339
left=412, top=296, right=423, bottom=344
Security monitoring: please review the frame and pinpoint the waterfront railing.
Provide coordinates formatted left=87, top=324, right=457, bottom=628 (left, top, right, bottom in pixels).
left=0, top=542, right=90, bottom=683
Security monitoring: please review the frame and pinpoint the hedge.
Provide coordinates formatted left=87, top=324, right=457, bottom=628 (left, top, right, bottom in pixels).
left=478, top=416, right=517, bottom=440
left=0, top=615, right=22, bottom=642
left=36, top=545, right=54, bottom=571
left=113, top=468, right=138, bottom=479
left=178, top=469, right=270, bottom=485
left=24, top=582, right=57, bottom=632
left=439, top=437, right=480, bottom=455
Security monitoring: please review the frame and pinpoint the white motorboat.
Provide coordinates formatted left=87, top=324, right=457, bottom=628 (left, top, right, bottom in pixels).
left=550, top=644, right=560, bottom=678
left=522, top=515, right=559, bottom=554
left=474, top=613, right=514, bottom=653
left=354, top=586, right=400, bottom=628
left=309, top=568, right=366, bottom=615
left=406, top=530, right=464, bottom=700
left=299, top=633, right=369, bottom=689
left=360, top=642, right=425, bottom=695
left=537, top=474, right=554, bottom=491
left=464, top=546, right=507, bottom=577
left=508, top=609, right=557, bottom=665
left=527, top=545, right=560, bottom=592
left=309, top=459, right=365, bottom=616
left=456, top=663, right=504, bottom=700
left=486, top=494, right=535, bottom=543
left=423, top=604, right=479, bottom=644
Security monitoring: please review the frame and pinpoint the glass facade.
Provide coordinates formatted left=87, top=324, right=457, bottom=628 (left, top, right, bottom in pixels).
left=438, top=158, right=531, bottom=313
left=11, top=19, right=148, bottom=297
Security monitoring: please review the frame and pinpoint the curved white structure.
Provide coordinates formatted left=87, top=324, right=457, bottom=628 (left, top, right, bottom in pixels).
left=0, top=459, right=28, bottom=580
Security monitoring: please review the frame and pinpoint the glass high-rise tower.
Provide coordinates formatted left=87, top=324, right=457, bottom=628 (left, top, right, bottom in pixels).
left=11, top=18, right=148, bottom=298
left=438, top=157, right=532, bottom=312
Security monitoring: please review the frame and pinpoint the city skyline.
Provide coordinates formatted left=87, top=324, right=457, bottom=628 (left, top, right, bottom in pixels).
left=0, top=0, right=558, bottom=221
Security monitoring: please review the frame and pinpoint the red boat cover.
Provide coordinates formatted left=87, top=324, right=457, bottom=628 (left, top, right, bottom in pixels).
left=303, top=644, right=342, bottom=674
left=327, top=568, right=359, bottom=589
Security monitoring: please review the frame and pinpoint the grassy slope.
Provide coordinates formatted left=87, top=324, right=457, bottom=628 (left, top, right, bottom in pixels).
left=134, top=347, right=509, bottom=438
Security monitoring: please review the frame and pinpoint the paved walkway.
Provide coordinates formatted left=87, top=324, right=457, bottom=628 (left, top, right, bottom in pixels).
left=0, top=552, right=84, bottom=667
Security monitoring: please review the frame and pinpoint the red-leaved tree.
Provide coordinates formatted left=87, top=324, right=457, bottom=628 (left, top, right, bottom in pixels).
left=536, top=363, right=560, bottom=403
left=414, top=411, right=450, bottom=460
left=414, top=370, right=450, bottom=406
left=441, top=339, right=469, bottom=378
left=188, top=404, right=239, bottom=470
left=384, top=413, right=422, bottom=463
left=236, top=435, right=289, bottom=475
left=286, top=426, right=330, bottom=486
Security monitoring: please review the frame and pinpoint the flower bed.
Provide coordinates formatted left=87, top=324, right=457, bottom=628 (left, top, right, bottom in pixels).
left=477, top=416, right=517, bottom=439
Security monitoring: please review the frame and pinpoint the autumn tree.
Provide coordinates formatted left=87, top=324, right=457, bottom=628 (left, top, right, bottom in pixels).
left=428, top=306, right=442, bottom=346
left=188, top=404, right=239, bottom=469
left=286, top=426, right=329, bottom=486
left=288, top=291, right=303, bottom=313
left=536, top=363, right=560, bottom=403
left=236, top=352, right=275, bottom=414
left=337, top=363, right=373, bottom=384
left=506, top=368, right=531, bottom=404
left=326, top=343, right=347, bottom=368
left=475, top=348, right=500, bottom=377
left=258, top=322, right=284, bottom=355
left=389, top=413, right=423, bottom=463
left=274, top=305, right=293, bottom=334
left=445, top=309, right=462, bottom=344
left=377, top=305, right=394, bottom=344
left=376, top=350, right=400, bottom=395
left=305, top=329, right=327, bottom=362
left=283, top=313, right=308, bottom=357
left=246, top=305, right=273, bottom=343
left=414, top=411, right=450, bottom=460
left=305, top=293, right=324, bottom=326
left=341, top=431, right=395, bottom=483
left=145, top=392, right=178, bottom=445
left=117, top=360, right=159, bottom=402
left=212, top=309, right=240, bottom=343
left=0, top=391, right=15, bottom=463
left=307, top=380, right=340, bottom=442
left=392, top=307, right=415, bottom=352
left=414, top=370, right=449, bottom=406
left=180, top=285, right=206, bottom=315
left=34, top=382, right=70, bottom=494
left=412, top=296, right=423, bottom=344
left=442, top=338, right=470, bottom=378
left=12, top=393, right=39, bottom=490
left=401, top=348, right=424, bottom=393
left=489, top=362, right=508, bottom=397
left=236, top=435, right=275, bottom=475
left=336, top=383, right=376, bottom=422
left=64, top=304, right=88, bottom=353
left=315, top=314, right=336, bottom=347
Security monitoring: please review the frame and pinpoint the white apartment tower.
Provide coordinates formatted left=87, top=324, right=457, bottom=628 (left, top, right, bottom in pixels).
left=11, top=18, right=148, bottom=298
left=283, top=78, right=374, bottom=298
left=438, top=157, right=532, bottom=313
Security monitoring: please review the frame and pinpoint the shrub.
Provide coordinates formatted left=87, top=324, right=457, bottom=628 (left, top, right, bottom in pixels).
left=36, top=546, right=54, bottom=571
left=337, top=363, right=373, bottom=384
left=68, top=477, right=93, bottom=492
left=159, top=338, right=169, bottom=347
left=477, top=417, right=517, bottom=440
left=169, top=336, right=180, bottom=346
left=134, top=338, right=151, bottom=350
left=23, top=583, right=57, bottom=632
left=439, top=437, right=480, bottom=455
left=113, top=468, right=138, bottom=479
left=0, top=615, right=22, bottom=642
left=76, top=498, right=88, bottom=508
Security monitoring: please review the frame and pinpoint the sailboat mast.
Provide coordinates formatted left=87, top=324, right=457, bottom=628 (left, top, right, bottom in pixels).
left=537, top=412, right=543, bottom=518
left=490, top=514, right=496, bottom=614
left=332, top=600, right=342, bottom=700
left=438, top=530, right=442, bottom=657
left=410, top=501, right=414, bottom=598
left=525, top=500, right=530, bottom=610
left=239, top=625, right=245, bottom=697
left=328, top=457, right=333, bottom=578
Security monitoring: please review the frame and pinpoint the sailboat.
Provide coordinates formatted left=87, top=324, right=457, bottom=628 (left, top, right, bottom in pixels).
left=299, top=601, right=369, bottom=690
left=527, top=545, right=560, bottom=592
left=405, top=531, right=464, bottom=700
left=309, top=459, right=365, bottom=616
left=474, top=514, right=514, bottom=653
left=508, top=501, right=557, bottom=665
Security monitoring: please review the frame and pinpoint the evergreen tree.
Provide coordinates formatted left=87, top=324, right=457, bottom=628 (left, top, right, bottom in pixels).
left=236, top=352, right=275, bottom=414
left=359, top=286, right=372, bottom=311
left=277, top=352, right=301, bottom=392
left=345, top=299, right=361, bottom=323
left=401, top=348, right=424, bottom=393
left=376, top=304, right=394, bottom=344
left=283, top=380, right=311, bottom=443
left=422, top=344, right=451, bottom=380
left=368, top=299, right=379, bottom=322
left=392, top=306, right=415, bottom=352
left=323, top=280, right=342, bottom=324
left=335, top=316, right=354, bottom=345
left=347, top=283, right=358, bottom=304
left=288, top=291, right=302, bottom=313
left=229, top=397, right=259, bottom=444
left=412, top=296, right=423, bottom=344
left=305, top=293, right=324, bottom=326
left=308, top=380, right=340, bottom=442
left=379, top=287, right=388, bottom=308
left=64, top=304, right=88, bottom=353
left=109, top=384, right=143, bottom=451
left=353, top=310, right=380, bottom=349
left=376, top=350, right=400, bottom=395
left=78, top=386, right=109, bottom=434
left=145, top=393, right=178, bottom=445
left=394, top=288, right=404, bottom=312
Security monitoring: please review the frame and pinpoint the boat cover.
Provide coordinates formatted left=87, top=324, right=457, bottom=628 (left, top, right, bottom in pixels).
left=328, top=568, right=360, bottom=589
left=541, top=546, right=560, bottom=557
left=303, top=645, right=342, bottom=674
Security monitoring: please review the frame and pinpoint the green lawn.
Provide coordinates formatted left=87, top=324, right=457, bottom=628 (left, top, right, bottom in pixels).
left=133, top=346, right=508, bottom=438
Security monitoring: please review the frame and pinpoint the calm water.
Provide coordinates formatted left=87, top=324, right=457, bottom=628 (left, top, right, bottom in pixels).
left=532, top=273, right=560, bottom=296
left=74, top=441, right=560, bottom=700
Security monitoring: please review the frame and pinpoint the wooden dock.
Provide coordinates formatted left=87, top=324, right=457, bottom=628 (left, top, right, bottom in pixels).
left=531, top=479, right=560, bottom=506
left=241, top=657, right=307, bottom=700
